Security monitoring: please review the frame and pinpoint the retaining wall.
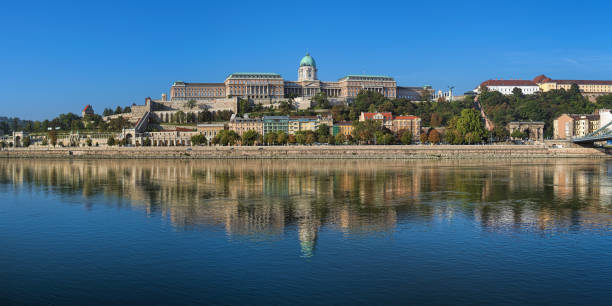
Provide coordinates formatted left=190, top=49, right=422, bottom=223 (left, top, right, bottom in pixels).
left=1, top=145, right=609, bottom=159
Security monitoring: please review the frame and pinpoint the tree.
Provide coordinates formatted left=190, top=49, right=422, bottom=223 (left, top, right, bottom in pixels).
left=511, top=130, right=526, bottom=140
left=512, top=87, right=524, bottom=98
left=103, top=108, right=113, bottom=116
left=191, top=134, right=207, bottom=146
left=288, top=134, right=297, bottom=145
left=48, top=131, right=57, bottom=147
left=419, top=132, right=428, bottom=144
left=213, top=130, right=240, bottom=146
left=455, top=109, right=485, bottom=143
left=305, top=132, right=315, bottom=145
left=143, top=137, right=152, bottom=146
left=295, top=132, right=306, bottom=145
left=352, top=120, right=380, bottom=144
left=316, top=124, right=330, bottom=138
left=107, top=136, right=116, bottom=146
left=428, top=129, right=441, bottom=144
left=335, top=133, right=346, bottom=144
left=276, top=131, right=288, bottom=145
left=318, top=134, right=327, bottom=143
left=114, top=106, right=123, bottom=114
left=86, top=138, right=93, bottom=147
left=400, top=130, right=413, bottom=145
left=242, top=130, right=260, bottom=146
left=22, top=136, right=31, bottom=147
left=311, top=92, right=330, bottom=109
left=264, top=131, right=277, bottom=145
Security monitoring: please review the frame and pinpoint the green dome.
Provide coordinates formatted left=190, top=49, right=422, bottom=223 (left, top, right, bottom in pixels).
left=299, top=53, right=316, bottom=67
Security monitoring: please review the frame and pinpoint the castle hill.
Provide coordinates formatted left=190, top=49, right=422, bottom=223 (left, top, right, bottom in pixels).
left=1, top=53, right=611, bottom=158
left=3, top=2, right=612, bottom=305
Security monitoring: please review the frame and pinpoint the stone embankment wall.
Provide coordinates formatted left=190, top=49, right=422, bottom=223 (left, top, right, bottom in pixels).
left=1, top=145, right=609, bottom=159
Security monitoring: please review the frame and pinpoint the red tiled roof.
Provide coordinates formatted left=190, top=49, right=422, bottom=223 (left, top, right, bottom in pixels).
left=480, top=80, right=537, bottom=87
left=335, top=121, right=353, bottom=125
left=362, top=112, right=393, bottom=120
left=532, top=75, right=551, bottom=83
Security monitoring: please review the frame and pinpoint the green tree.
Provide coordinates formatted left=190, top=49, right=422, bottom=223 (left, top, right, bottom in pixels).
left=510, top=130, right=526, bottom=139
left=295, top=132, right=306, bottom=145
left=305, top=131, right=315, bottom=145
left=86, top=138, right=93, bottom=147
left=400, top=130, right=413, bottom=145
left=22, top=136, right=31, bottom=147
left=455, top=109, right=485, bottom=143
left=264, top=131, right=277, bottom=145
left=143, top=137, right=152, bottom=146
left=288, top=134, right=297, bottom=145
left=191, top=134, right=207, bottom=146
left=242, top=130, right=260, bottom=146
left=107, top=136, right=116, bottom=146
left=213, top=130, right=240, bottom=146
left=311, top=92, right=330, bottom=109
left=315, top=124, right=330, bottom=138
left=335, top=133, right=346, bottom=144
left=114, top=106, right=123, bottom=114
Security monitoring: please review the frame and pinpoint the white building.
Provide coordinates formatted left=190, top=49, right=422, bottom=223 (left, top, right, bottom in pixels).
left=474, top=80, right=540, bottom=95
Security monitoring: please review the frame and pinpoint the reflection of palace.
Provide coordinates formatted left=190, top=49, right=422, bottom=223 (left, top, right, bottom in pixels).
left=1, top=159, right=610, bottom=255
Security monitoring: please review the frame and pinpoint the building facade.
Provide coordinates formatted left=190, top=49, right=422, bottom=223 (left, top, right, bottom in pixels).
left=197, top=123, right=226, bottom=143
left=390, top=116, right=421, bottom=138
left=263, top=116, right=289, bottom=135
left=475, top=80, right=540, bottom=95
left=169, top=53, right=403, bottom=103
left=553, top=113, right=600, bottom=139
left=229, top=115, right=263, bottom=137
left=332, top=122, right=354, bottom=137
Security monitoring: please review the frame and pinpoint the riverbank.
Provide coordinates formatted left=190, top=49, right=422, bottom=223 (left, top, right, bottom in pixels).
left=1, top=145, right=610, bottom=159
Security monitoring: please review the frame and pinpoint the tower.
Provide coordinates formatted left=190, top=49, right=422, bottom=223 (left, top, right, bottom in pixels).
left=298, top=53, right=317, bottom=82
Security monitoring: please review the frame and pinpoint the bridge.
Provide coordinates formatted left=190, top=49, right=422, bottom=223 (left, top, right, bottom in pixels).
left=572, top=120, right=612, bottom=144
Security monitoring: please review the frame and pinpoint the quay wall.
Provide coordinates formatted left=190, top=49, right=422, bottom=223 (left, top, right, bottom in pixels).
left=1, top=145, right=610, bottom=159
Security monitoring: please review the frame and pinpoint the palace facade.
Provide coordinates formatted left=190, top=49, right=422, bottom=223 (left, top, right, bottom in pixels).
left=169, top=53, right=401, bottom=102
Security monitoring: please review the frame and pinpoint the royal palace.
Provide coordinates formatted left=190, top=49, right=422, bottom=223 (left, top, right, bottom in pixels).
left=169, top=53, right=425, bottom=105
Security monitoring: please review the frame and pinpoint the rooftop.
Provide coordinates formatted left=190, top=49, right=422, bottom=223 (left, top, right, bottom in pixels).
left=227, top=72, right=283, bottom=79
left=339, top=75, right=395, bottom=82
left=480, top=80, right=538, bottom=87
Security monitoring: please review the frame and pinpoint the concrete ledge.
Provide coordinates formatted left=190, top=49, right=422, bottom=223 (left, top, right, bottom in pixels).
left=1, top=145, right=609, bottom=159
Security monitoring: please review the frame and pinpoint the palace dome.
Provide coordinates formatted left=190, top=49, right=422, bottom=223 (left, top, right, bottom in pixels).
left=299, top=53, right=316, bottom=67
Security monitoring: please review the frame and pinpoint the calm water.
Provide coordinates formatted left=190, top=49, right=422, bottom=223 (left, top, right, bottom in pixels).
left=1, top=159, right=611, bottom=305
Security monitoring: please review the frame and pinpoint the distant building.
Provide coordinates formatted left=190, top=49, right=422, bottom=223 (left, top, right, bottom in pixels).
left=263, top=116, right=289, bottom=135
left=332, top=122, right=354, bottom=137
left=476, top=75, right=612, bottom=99
left=170, top=53, right=402, bottom=104
left=553, top=113, right=600, bottom=139
left=507, top=121, right=545, bottom=142
left=82, top=105, right=94, bottom=117
left=475, top=80, right=540, bottom=95
left=359, top=112, right=394, bottom=129
left=390, top=116, right=421, bottom=139
left=535, top=75, right=612, bottom=100
left=197, top=123, right=226, bottom=143
left=229, top=115, right=263, bottom=137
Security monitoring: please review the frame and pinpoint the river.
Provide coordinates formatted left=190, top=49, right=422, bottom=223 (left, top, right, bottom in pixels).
left=1, top=159, right=611, bottom=304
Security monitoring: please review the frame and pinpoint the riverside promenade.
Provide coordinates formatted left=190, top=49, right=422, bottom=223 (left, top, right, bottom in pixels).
left=1, top=145, right=610, bottom=159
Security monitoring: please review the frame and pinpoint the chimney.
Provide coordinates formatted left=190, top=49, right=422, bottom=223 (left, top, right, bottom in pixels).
left=161, top=93, right=167, bottom=102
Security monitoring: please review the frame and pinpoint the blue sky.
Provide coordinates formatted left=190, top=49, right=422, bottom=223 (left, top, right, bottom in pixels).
left=1, top=0, right=611, bottom=120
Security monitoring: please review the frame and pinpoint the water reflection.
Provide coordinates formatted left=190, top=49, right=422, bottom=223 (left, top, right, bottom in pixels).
left=1, top=159, right=611, bottom=257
